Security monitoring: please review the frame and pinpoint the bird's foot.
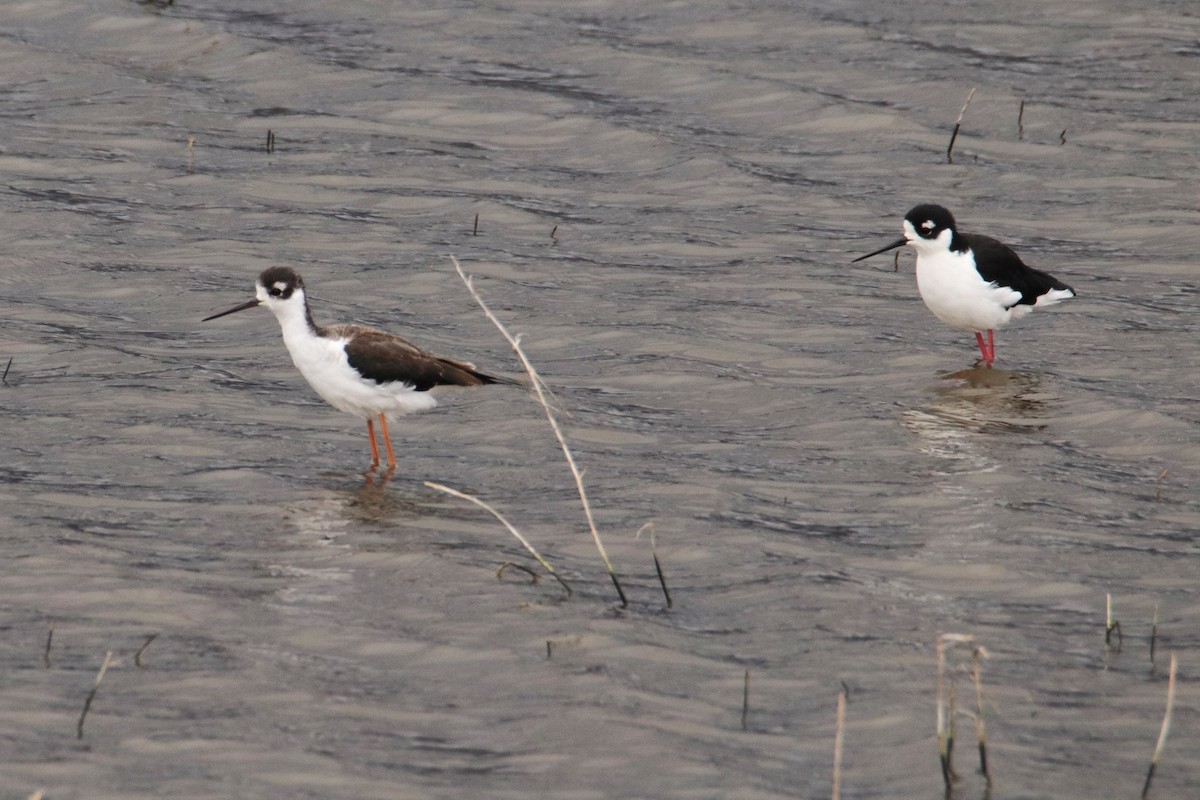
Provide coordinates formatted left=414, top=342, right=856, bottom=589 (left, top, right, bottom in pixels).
left=363, top=463, right=395, bottom=486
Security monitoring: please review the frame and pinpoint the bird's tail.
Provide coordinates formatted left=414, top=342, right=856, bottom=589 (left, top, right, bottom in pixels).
left=1034, top=287, right=1075, bottom=308
left=475, top=370, right=524, bottom=387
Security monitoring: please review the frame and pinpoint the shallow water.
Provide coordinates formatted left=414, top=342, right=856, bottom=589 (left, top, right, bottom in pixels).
left=1, top=1, right=1197, bottom=797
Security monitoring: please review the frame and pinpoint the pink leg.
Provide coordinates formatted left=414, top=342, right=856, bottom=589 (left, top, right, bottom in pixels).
left=378, top=413, right=397, bottom=471
left=973, top=331, right=995, bottom=367
left=366, top=418, right=380, bottom=468
left=974, top=331, right=989, bottom=360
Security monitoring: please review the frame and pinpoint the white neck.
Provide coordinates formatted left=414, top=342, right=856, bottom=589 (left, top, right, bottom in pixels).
left=268, top=290, right=318, bottom=347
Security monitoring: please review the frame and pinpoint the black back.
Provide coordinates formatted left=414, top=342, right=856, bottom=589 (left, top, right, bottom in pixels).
left=961, top=233, right=1075, bottom=307
left=903, top=204, right=1075, bottom=308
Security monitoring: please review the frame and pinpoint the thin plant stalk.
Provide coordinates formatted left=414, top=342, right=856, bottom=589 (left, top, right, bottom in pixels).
left=43, top=622, right=53, bottom=668
left=77, top=650, right=113, bottom=739
left=742, top=669, right=750, bottom=731
left=1150, top=604, right=1160, bottom=667
left=496, top=562, right=540, bottom=584
left=424, top=481, right=572, bottom=596
left=135, top=633, right=159, bottom=668
left=832, top=687, right=847, bottom=800
left=637, top=522, right=672, bottom=609
left=451, top=256, right=626, bottom=606
left=936, top=636, right=953, bottom=789
left=947, top=681, right=958, bottom=785
left=937, top=633, right=976, bottom=790
left=1141, top=653, right=1178, bottom=799
left=947, top=87, right=977, bottom=163
left=971, top=645, right=991, bottom=784
left=1106, top=592, right=1123, bottom=648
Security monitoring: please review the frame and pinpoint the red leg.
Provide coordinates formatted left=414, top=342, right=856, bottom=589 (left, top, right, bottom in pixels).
left=366, top=418, right=380, bottom=468
left=378, top=413, right=397, bottom=470
left=974, top=331, right=989, bottom=361
left=973, top=331, right=995, bottom=366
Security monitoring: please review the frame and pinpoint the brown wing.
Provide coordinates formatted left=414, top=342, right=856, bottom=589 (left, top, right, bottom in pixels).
left=332, top=326, right=503, bottom=390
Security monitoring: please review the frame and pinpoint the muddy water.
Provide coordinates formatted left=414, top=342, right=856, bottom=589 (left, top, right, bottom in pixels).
left=1, top=1, right=1197, bottom=797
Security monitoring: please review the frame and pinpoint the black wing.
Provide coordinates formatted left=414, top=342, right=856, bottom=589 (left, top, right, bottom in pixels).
left=335, top=327, right=506, bottom=391
left=962, top=233, right=1075, bottom=307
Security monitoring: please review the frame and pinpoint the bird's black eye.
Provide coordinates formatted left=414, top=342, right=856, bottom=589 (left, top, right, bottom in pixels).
left=268, top=287, right=282, bottom=297
left=268, top=281, right=289, bottom=298
left=918, top=220, right=937, bottom=238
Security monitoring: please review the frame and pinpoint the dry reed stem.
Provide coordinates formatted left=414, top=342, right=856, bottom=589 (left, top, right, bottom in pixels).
left=1151, top=605, right=1160, bottom=667
left=1106, top=592, right=1123, bottom=649
left=77, top=650, right=113, bottom=739
left=947, top=681, right=958, bottom=784
left=43, top=622, right=53, bottom=668
left=450, top=255, right=626, bottom=606
left=135, top=633, right=158, bottom=668
left=741, top=669, right=750, bottom=731
left=424, top=481, right=572, bottom=596
left=971, top=645, right=991, bottom=783
left=947, top=87, right=977, bottom=163
left=936, top=640, right=953, bottom=789
left=637, top=522, right=672, bottom=609
left=497, top=561, right=540, bottom=584
left=937, top=634, right=976, bottom=789
left=2, top=356, right=12, bottom=385
left=1155, top=469, right=1168, bottom=501
left=1141, top=653, right=1178, bottom=799
left=832, top=687, right=847, bottom=800
left=1017, top=99, right=1025, bottom=140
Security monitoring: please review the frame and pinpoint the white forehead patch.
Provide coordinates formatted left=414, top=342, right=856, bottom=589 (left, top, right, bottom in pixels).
left=920, top=220, right=935, bottom=231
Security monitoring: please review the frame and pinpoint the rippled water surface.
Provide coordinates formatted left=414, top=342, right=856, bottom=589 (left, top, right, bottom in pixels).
left=1, top=1, right=1198, bottom=797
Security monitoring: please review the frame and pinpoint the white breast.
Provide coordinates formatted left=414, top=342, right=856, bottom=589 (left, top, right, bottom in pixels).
left=277, top=319, right=438, bottom=420
left=914, top=249, right=1022, bottom=333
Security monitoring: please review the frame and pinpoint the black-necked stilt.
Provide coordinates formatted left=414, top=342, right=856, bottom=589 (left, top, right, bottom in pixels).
left=852, top=204, right=1075, bottom=365
left=204, top=266, right=510, bottom=471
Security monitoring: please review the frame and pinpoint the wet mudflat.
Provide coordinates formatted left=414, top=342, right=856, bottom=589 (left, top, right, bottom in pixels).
left=0, top=1, right=1197, bottom=797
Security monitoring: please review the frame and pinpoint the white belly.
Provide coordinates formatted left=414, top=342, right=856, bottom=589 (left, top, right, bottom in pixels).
left=914, top=250, right=1022, bottom=332
left=281, top=330, right=438, bottom=419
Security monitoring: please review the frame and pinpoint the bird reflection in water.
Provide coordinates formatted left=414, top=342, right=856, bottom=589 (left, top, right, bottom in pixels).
left=928, top=365, right=1050, bottom=433
left=344, top=472, right=426, bottom=521
left=902, top=364, right=1055, bottom=468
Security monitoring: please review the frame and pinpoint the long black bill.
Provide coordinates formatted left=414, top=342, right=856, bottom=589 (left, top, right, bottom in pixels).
left=851, top=237, right=908, bottom=263
left=203, top=298, right=261, bottom=321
